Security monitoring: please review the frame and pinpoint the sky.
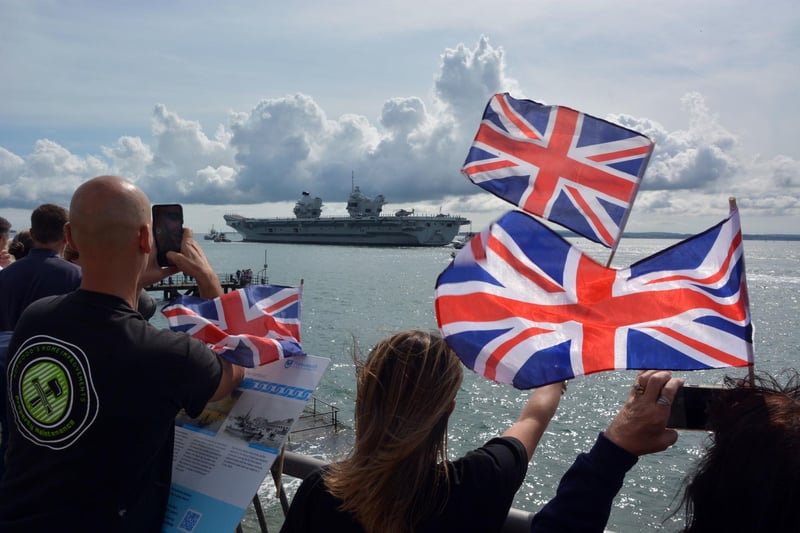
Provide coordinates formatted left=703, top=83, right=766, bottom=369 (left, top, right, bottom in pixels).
left=1, top=0, right=798, bottom=236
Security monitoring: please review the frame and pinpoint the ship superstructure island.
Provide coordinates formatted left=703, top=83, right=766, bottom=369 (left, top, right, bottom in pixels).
left=224, top=186, right=470, bottom=246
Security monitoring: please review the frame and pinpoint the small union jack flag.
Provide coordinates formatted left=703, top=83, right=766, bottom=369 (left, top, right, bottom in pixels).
left=162, top=284, right=304, bottom=367
left=435, top=209, right=753, bottom=389
left=462, top=93, right=655, bottom=247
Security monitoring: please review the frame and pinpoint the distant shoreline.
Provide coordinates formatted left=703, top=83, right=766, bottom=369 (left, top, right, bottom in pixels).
left=457, top=229, right=800, bottom=242
left=8, top=227, right=799, bottom=243
left=620, top=232, right=800, bottom=241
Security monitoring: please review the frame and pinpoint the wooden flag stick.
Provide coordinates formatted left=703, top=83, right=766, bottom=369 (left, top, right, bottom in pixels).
left=605, top=241, right=619, bottom=268
left=729, top=196, right=757, bottom=385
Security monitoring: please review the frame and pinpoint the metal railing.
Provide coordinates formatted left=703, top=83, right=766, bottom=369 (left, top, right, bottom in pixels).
left=288, top=397, right=339, bottom=438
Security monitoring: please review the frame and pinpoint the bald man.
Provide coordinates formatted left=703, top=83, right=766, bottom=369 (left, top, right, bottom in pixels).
left=0, top=176, right=245, bottom=532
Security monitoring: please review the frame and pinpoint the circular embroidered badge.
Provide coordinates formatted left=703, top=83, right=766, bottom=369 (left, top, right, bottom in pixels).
left=8, top=335, right=99, bottom=450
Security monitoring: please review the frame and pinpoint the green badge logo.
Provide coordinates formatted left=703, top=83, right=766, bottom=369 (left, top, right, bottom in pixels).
left=8, top=335, right=99, bottom=450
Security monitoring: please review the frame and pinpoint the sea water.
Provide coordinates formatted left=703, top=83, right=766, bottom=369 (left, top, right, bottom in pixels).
left=153, top=236, right=800, bottom=532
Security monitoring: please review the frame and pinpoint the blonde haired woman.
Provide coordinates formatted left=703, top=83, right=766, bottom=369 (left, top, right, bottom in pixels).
left=281, top=330, right=564, bottom=532
left=281, top=330, right=681, bottom=533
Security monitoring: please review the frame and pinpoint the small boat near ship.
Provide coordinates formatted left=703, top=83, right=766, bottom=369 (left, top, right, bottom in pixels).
left=452, top=231, right=476, bottom=249
left=224, top=186, right=470, bottom=247
left=204, top=225, right=219, bottom=240
left=213, top=232, right=231, bottom=243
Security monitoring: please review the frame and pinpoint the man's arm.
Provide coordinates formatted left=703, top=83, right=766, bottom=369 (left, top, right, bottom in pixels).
left=530, top=432, right=637, bottom=533
left=530, top=371, right=683, bottom=533
left=210, top=358, right=245, bottom=401
left=165, top=228, right=223, bottom=299
left=167, top=227, right=244, bottom=398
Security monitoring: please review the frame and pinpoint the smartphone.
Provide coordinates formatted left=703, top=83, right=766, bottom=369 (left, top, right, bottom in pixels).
left=152, top=204, right=183, bottom=267
left=667, top=385, right=724, bottom=431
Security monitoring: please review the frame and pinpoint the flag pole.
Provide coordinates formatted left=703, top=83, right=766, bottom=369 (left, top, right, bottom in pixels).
left=605, top=193, right=635, bottom=267
left=605, top=205, right=633, bottom=267
left=605, top=143, right=654, bottom=268
left=606, top=233, right=621, bottom=267
left=729, top=196, right=757, bottom=385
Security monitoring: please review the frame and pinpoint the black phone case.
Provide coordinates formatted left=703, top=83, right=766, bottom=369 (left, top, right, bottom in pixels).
left=667, top=385, right=722, bottom=430
left=153, top=204, right=183, bottom=267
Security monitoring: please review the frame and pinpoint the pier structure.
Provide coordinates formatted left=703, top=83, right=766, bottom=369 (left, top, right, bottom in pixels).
left=143, top=268, right=268, bottom=299
left=287, top=396, right=339, bottom=440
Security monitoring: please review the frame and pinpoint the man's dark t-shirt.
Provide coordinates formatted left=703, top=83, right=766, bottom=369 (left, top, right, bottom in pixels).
left=0, top=290, right=222, bottom=532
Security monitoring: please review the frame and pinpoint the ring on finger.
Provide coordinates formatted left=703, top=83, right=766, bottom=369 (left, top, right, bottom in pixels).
left=656, top=395, right=671, bottom=406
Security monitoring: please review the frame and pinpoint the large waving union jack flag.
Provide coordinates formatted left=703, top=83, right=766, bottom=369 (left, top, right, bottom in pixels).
left=162, top=284, right=304, bottom=367
left=435, top=210, right=753, bottom=389
left=462, top=93, right=655, bottom=247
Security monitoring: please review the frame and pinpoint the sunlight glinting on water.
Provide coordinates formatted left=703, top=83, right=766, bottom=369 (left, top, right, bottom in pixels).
left=184, top=238, right=799, bottom=532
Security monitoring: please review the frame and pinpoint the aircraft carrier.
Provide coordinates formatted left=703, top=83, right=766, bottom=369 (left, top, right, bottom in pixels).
left=224, top=187, right=470, bottom=247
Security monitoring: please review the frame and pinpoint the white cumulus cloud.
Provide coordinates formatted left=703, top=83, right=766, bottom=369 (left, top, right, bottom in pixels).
left=0, top=36, right=796, bottom=233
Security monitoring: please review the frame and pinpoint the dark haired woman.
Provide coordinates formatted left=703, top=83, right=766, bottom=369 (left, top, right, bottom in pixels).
left=677, top=370, right=800, bottom=532
left=8, top=230, right=33, bottom=260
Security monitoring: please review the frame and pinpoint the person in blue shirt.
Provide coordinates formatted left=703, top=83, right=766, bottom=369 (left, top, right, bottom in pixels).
left=0, top=203, right=81, bottom=330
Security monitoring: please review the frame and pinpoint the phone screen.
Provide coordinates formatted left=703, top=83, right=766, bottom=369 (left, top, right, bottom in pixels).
left=667, top=385, right=723, bottom=431
left=152, top=204, right=183, bottom=267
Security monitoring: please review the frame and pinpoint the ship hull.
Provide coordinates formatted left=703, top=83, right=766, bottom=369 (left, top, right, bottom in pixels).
left=224, top=214, right=469, bottom=247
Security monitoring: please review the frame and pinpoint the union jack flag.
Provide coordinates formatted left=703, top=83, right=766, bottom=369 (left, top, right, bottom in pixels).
left=162, top=284, right=304, bottom=367
left=435, top=209, right=753, bottom=389
left=461, top=93, right=655, bottom=247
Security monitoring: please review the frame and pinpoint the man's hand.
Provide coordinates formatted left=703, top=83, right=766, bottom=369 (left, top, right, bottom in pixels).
left=604, top=370, right=684, bottom=456
left=0, top=250, right=13, bottom=267
left=138, top=247, right=178, bottom=289
left=166, top=228, right=223, bottom=299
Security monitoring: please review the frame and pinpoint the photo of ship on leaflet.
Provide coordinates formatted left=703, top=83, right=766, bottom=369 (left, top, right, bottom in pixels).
left=217, top=393, right=299, bottom=450
left=224, top=186, right=470, bottom=247
left=223, top=409, right=294, bottom=449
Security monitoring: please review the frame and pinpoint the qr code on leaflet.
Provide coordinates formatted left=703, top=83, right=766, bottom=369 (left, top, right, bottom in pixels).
left=178, top=508, right=202, bottom=532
